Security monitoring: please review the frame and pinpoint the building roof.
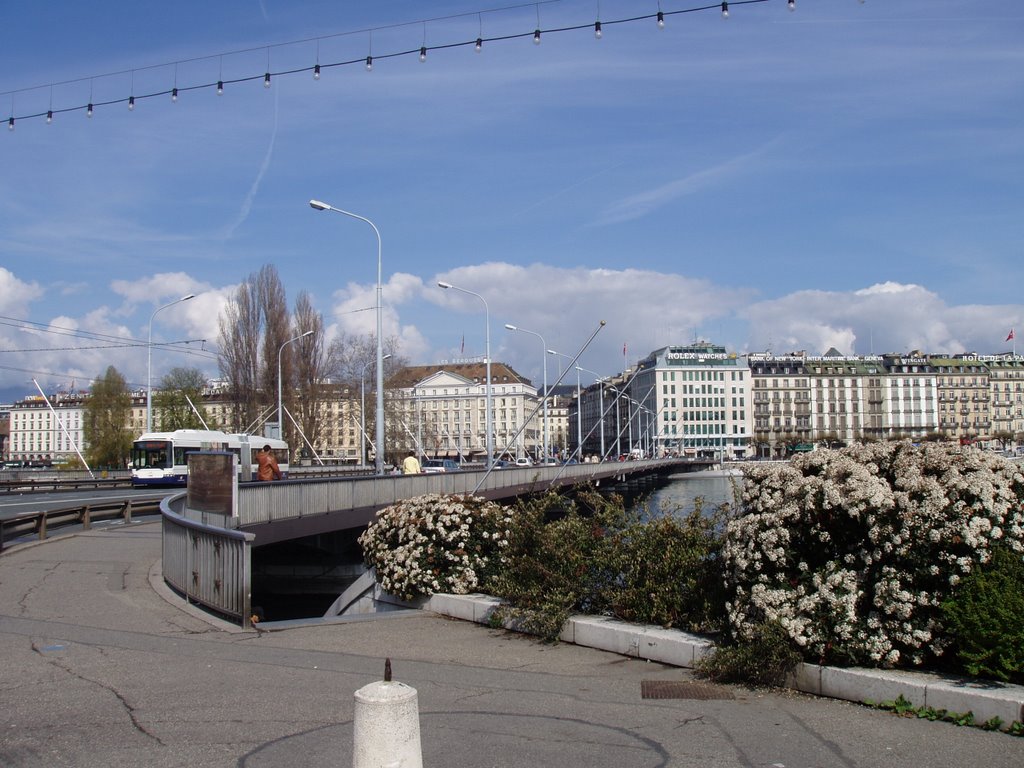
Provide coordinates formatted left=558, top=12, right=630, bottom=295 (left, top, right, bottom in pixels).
left=387, top=361, right=532, bottom=390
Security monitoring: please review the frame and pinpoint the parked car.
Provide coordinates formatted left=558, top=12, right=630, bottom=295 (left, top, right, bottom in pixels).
left=421, top=458, right=460, bottom=473
left=514, top=457, right=533, bottom=467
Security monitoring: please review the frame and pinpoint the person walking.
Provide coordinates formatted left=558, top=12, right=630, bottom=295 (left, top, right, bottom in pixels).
left=402, top=450, right=421, bottom=475
left=257, top=444, right=282, bottom=481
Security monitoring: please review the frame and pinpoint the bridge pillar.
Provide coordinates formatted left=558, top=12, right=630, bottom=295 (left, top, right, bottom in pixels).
left=353, top=677, right=423, bottom=768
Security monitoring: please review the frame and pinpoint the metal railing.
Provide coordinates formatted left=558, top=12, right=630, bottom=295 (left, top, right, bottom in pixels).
left=236, top=457, right=683, bottom=529
left=161, top=493, right=254, bottom=627
left=0, top=496, right=162, bottom=552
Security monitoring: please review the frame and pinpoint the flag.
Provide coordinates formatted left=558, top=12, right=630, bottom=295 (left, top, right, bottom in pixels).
left=1007, top=329, right=1015, bottom=342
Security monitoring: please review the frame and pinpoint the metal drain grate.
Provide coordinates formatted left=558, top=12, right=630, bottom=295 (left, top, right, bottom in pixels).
left=641, top=680, right=735, bottom=700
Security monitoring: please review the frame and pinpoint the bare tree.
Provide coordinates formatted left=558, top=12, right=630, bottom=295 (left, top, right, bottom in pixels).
left=217, top=265, right=291, bottom=435
left=326, top=332, right=407, bottom=465
left=289, top=290, right=328, bottom=460
left=217, top=280, right=261, bottom=431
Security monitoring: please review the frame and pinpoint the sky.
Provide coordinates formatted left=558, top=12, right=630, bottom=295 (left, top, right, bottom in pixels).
left=1, top=0, right=1022, bottom=402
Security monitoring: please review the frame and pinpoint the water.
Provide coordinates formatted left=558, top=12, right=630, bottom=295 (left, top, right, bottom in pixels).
left=632, top=471, right=743, bottom=518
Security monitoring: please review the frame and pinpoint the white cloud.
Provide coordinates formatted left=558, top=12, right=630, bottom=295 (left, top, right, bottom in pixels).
left=743, top=282, right=1021, bottom=356
left=0, top=267, right=43, bottom=314
left=110, top=272, right=212, bottom=310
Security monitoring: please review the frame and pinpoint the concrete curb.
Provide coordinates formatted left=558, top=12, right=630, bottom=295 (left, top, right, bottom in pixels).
left=426, top=593, right=1024, bottom=729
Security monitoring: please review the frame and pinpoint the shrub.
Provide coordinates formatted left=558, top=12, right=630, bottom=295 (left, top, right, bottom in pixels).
left=941, top=545, right=1024, bottom=684
left=604, top=508, right=726, bottom=631
left=358, top=494, right=512, bottom=600
left=696, top=620, right=801, bottom=687
left=723, top=442, right=1024, bottom=670
left=487, top=489, right=727, bottom=641
left=486, top=490, right=622, bottom=640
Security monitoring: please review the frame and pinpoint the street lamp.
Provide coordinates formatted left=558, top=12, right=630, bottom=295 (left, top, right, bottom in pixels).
left=548, top=349, right=582, bottom=458
left=278, top=330, right=313, bottom=442
left=309, top=199, right=387, bottom=474
left=361, top=354, right=392, bottom=468
left=576, top=365, right=606, bottom=460
left=439, top=282, right=492, bottom=468
left=505, top=323, right=548, bottom=462
left=147, top=293, right=195, bottom=433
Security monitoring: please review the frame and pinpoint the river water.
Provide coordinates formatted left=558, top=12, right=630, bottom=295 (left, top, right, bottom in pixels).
left=630, top=470, right=744, bottom=518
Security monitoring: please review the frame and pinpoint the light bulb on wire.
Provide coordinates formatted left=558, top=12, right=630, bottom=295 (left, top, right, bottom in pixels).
left=475, top=37, right=482, bottom=52
left=217, top=80, right=223, bottom=95
left=721, top=2, right=729, bottom=19
left=128, top=95, right=135, bottom=110
left=87, top=103, right=93, bottom=117
left=533, top=28, right=541, bottom=44
left=46, top=110, right=53, bottom=124
left=788, top=0, right=795, bottom=10
left=313, top=64, right=320, bottom=80
left=8, top=117, right=13, bottom=132
left=594, top=21, right=602, bottom=39
left=366, top=55, right=373, bottom=71
left=171, top=87, right=178, bottom=102
left=420, top=46, right=427, bottom=62
left=264, top=72, right=271, bottom=88
left=657, top=10, right=665, bottom=28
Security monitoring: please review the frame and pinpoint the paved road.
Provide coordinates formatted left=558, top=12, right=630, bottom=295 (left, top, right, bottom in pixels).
left=2, top=521, right=1023, bottom=768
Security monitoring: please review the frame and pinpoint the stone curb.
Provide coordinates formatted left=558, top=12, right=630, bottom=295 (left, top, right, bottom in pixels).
left=426, top=593, right=1024, bottom=729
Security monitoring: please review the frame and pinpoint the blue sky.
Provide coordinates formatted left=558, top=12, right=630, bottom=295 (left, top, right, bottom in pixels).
left=1, top=0, right=1022, bottom=400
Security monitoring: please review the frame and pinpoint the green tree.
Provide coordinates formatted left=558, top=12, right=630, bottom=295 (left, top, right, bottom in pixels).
left=153, top=367, right=209, bottom=431
left=84, top=366, right=133, bottom=468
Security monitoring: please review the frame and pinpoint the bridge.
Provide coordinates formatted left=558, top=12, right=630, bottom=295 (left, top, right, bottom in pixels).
left=160, top=457, right=709, bottom=626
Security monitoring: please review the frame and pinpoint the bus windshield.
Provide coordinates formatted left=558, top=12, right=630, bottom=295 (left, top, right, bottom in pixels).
left=131, top=440, right=171, bottom=469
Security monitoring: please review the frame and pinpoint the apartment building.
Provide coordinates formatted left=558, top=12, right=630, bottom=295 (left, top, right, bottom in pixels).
left=387, top=362, right=539, bottom=461
left=625, top=343, right=752, bottom=459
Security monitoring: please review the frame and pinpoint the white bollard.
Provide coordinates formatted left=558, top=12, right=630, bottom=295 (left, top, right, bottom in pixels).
left=352, top=679, right=423, bottom=768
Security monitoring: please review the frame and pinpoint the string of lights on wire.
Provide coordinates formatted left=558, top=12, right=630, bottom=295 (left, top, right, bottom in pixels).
left=0, top=0, right=841, bottom=131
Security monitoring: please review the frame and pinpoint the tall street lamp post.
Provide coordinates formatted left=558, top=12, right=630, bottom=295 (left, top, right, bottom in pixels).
left=361, top=353, right=391, bottom=468
left=309, top=200, right=386, bottom=474
left=505, top=323, right=548, bottom=462
left=547, top=349, right=581, bottom=458
left=278, top=330, right=313, bottom=442
left=439, top=282, right=493, bottom=468
left=147, top=293, right=195, bottom=434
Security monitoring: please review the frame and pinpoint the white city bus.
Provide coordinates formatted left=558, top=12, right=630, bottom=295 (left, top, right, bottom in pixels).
left=130, top=429, right=289, bottom=486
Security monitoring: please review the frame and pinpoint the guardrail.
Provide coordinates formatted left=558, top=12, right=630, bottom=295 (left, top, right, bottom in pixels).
left=161, top=492, right=254, bottom=627
left=0, top=476, right=132, bottom=493
left=235, top=457, right=686, bottom=536
left=0, top=496, right=163, bottom=552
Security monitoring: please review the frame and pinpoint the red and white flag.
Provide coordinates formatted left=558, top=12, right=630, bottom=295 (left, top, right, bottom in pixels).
left=1007, top=329, right=1015, bottom=342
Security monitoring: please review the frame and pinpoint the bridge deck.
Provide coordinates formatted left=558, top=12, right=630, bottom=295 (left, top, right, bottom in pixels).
left=232, top=457, right=706, bottom=545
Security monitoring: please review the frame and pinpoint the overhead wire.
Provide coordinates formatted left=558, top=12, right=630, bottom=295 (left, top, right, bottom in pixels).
left=4, top=0, right=776, bottom=126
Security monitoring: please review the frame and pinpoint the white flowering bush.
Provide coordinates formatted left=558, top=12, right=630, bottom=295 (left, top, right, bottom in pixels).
left=724, top=442, right=1024, bottom=669
left=359, top=493, right=512, bottom=601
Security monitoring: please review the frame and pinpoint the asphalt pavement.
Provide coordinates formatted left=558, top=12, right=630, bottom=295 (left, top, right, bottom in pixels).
left=2, top=520, right=1023, bottom=767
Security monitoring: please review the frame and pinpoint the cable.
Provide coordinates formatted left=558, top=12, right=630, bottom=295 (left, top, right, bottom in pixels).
left=4, top=0, right=776, bottom=126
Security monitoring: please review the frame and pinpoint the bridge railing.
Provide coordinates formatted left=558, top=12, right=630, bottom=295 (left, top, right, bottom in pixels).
left=161, top=492, right=254, bottom=627
left=235, top=457, right=685, bottom=529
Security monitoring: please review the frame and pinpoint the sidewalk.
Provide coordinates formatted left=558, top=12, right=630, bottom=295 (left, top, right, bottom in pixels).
left=1, top=520, right=1023, bottom=767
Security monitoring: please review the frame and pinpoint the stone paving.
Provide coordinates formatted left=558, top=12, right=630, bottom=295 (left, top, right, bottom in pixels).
left=2, top=521, right=1023, bottom=767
